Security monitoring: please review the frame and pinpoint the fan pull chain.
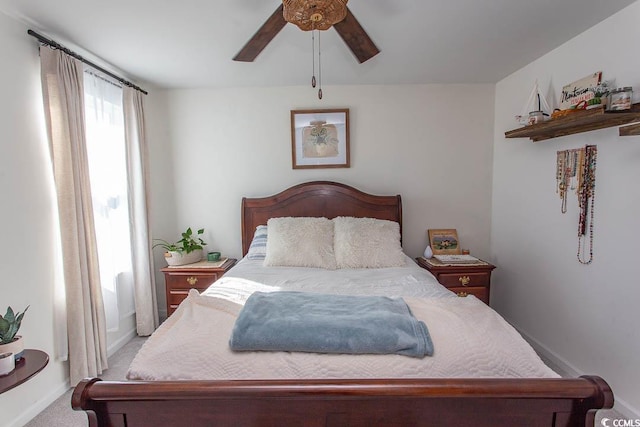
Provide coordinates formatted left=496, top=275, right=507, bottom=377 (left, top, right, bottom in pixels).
left=317, top=30, right=323, bottom=99
left=311, top=30, right=316, bottom=88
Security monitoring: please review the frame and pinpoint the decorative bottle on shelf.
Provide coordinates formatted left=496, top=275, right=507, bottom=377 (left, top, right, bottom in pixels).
left=423, top=246, right=433, bottom=259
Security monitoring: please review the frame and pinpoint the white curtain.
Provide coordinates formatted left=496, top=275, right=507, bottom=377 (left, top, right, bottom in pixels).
left=39, top=46, right=108, bottom=385
left=84, top=70, right=134, bottom=333
left=123, top=87, right=159, bottom=335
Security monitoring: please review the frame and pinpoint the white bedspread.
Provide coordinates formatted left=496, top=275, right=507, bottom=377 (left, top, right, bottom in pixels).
left=127, top=257, right=558, bottom=381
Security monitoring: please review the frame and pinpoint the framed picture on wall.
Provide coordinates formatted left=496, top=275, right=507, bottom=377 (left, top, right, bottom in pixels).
left=291, top=108, right=350, bottom=169
left=427, top=229, right=462, bottom=255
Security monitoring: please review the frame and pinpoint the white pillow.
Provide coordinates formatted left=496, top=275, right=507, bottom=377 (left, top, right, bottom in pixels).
left=264, top=217, right=337, bottom=269
left=333, top=217, right=405, bottom=268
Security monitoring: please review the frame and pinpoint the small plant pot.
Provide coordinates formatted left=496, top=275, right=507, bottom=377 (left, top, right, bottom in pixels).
left=0, top=335, right=24, bottom=361
left=164, top=249, right=203, bottom=266
left=0, top=351, right=15, bottom=375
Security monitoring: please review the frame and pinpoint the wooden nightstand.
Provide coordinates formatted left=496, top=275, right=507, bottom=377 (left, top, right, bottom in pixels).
left=416, top=257, right=496, bottom=305
left=161, top=258, right=237, bottom=316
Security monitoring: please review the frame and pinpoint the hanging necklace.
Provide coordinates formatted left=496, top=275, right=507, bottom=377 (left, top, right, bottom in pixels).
left=575, top=149, right=584, bottom=196
left=557, top=148, right=587, bottom=213
left=557, top=145, right=598, bottom=264
left=557, top=150, right=568, bottom=213
left=569, top=149, right=577, bottom=190
left=577, top=145, right=597, bottom=264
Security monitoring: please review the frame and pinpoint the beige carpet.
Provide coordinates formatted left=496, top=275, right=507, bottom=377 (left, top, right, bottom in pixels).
left=25, top=336, right=146, bottom=427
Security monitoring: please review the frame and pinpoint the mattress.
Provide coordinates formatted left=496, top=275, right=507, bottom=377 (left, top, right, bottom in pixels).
left=127, top=255, right=558, bottom=381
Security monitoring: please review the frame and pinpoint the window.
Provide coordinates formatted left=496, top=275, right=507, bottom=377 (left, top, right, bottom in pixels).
left=83, top=70, right=135, bottom=334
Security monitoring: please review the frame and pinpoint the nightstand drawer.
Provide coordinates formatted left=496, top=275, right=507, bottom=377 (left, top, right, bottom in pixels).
left=437, top=272, right=490, bottom=288
left=164, top=273, right=219, bottom=290
left=415, top=257, right=495, bottom=306
left=167, top=290, right=204, bottom=306
left=449, top=286, right=488, bottom=304
left=161, top=258, right=237, bottom=317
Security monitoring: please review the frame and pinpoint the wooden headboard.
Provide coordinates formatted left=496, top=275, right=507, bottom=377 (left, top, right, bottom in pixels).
left=241, top=181, right=402, bottom=256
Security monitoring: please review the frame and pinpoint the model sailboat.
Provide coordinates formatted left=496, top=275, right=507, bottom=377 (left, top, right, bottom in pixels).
left=515, top=80, right=551, bottom=126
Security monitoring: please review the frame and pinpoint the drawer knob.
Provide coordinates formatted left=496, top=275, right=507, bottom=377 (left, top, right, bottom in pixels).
left=459, top=276, right=470, bottom=286
left=186, top=276, right=198, bottom=286
left=456, top=292, right=469, bottom=297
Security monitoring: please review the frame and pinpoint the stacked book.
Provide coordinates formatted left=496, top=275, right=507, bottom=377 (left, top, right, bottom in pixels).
left=419, top=254, right=488, bottom=267
left=433, top=255, right=481, bottom=264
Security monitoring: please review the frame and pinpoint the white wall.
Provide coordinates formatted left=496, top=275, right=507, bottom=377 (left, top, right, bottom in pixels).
left=0, top=11, right=70, bottom=425
left=492, top=1, right=640, bottom=417
left=146, top=84, right=496, bottom=318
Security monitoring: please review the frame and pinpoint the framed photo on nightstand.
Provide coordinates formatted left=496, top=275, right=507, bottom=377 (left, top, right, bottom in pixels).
left=427, top=229, right=462, bottom=255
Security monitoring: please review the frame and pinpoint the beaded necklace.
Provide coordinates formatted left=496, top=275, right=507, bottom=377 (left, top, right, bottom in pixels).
left=556, top=145, right=597, bottom=264
left=556, top=148, right=582, bottom=213
left=577, top=145, right=597, bottom=264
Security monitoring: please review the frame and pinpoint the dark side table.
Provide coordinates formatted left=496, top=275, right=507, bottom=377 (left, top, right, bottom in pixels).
left=0, top=349, right=49, bottom=394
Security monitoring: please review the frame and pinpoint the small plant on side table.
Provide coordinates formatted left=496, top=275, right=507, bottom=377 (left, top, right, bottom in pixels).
left=0, top=305, right=29, bottom=361
left=153, top=227, right=207, bottom=266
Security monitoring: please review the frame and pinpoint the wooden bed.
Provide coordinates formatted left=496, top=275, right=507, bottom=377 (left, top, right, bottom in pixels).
left=73, top=181, right=613, bottom=426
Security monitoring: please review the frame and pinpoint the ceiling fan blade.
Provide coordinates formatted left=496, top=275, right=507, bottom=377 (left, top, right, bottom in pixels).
left=333, top=7, right=380, bottom=64
left=233, top=4, right=287, bottom=62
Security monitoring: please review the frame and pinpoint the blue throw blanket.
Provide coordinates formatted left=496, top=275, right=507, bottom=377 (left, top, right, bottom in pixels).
left=229, top=291, right=433, bottom=358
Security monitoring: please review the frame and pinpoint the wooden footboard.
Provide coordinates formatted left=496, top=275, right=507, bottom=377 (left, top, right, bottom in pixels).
left=72, top=376, right=612, bottom=427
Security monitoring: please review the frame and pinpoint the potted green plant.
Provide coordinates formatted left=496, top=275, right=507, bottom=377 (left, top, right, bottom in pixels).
left=153, top=227, right=207, bottom=266
left=0, top=305, right=29, bottom=361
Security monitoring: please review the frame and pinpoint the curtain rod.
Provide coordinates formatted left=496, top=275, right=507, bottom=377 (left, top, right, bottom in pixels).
left=28, top=29, right=148, bottom=95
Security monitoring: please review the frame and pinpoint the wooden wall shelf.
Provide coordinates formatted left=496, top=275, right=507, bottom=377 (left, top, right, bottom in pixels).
left=619, top=122, right=640, bottom=136
left=505, top=103, right=640, bottom=142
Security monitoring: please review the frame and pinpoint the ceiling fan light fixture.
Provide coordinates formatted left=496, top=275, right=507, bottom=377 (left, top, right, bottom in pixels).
left=282, top=0, right=348, bottom=31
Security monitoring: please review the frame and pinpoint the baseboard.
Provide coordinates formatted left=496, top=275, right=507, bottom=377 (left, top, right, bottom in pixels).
left=8, top=380, right=70, bottom=427
left=516, top=324, right=640, bottom=420
left=107, top=327, right=137, bottom=358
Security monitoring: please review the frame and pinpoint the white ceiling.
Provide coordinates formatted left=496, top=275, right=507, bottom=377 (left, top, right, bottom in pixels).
left=0, top=0, right=635, bottom=89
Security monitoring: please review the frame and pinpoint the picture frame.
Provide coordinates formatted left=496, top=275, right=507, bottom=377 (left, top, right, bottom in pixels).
left=427, top=229, right=462, bottom=255
left=291, top=108, right=350, bottom=169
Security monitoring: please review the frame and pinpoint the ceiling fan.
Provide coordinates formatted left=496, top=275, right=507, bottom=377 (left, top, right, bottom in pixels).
left=233, top=0, right=380, bottom=64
